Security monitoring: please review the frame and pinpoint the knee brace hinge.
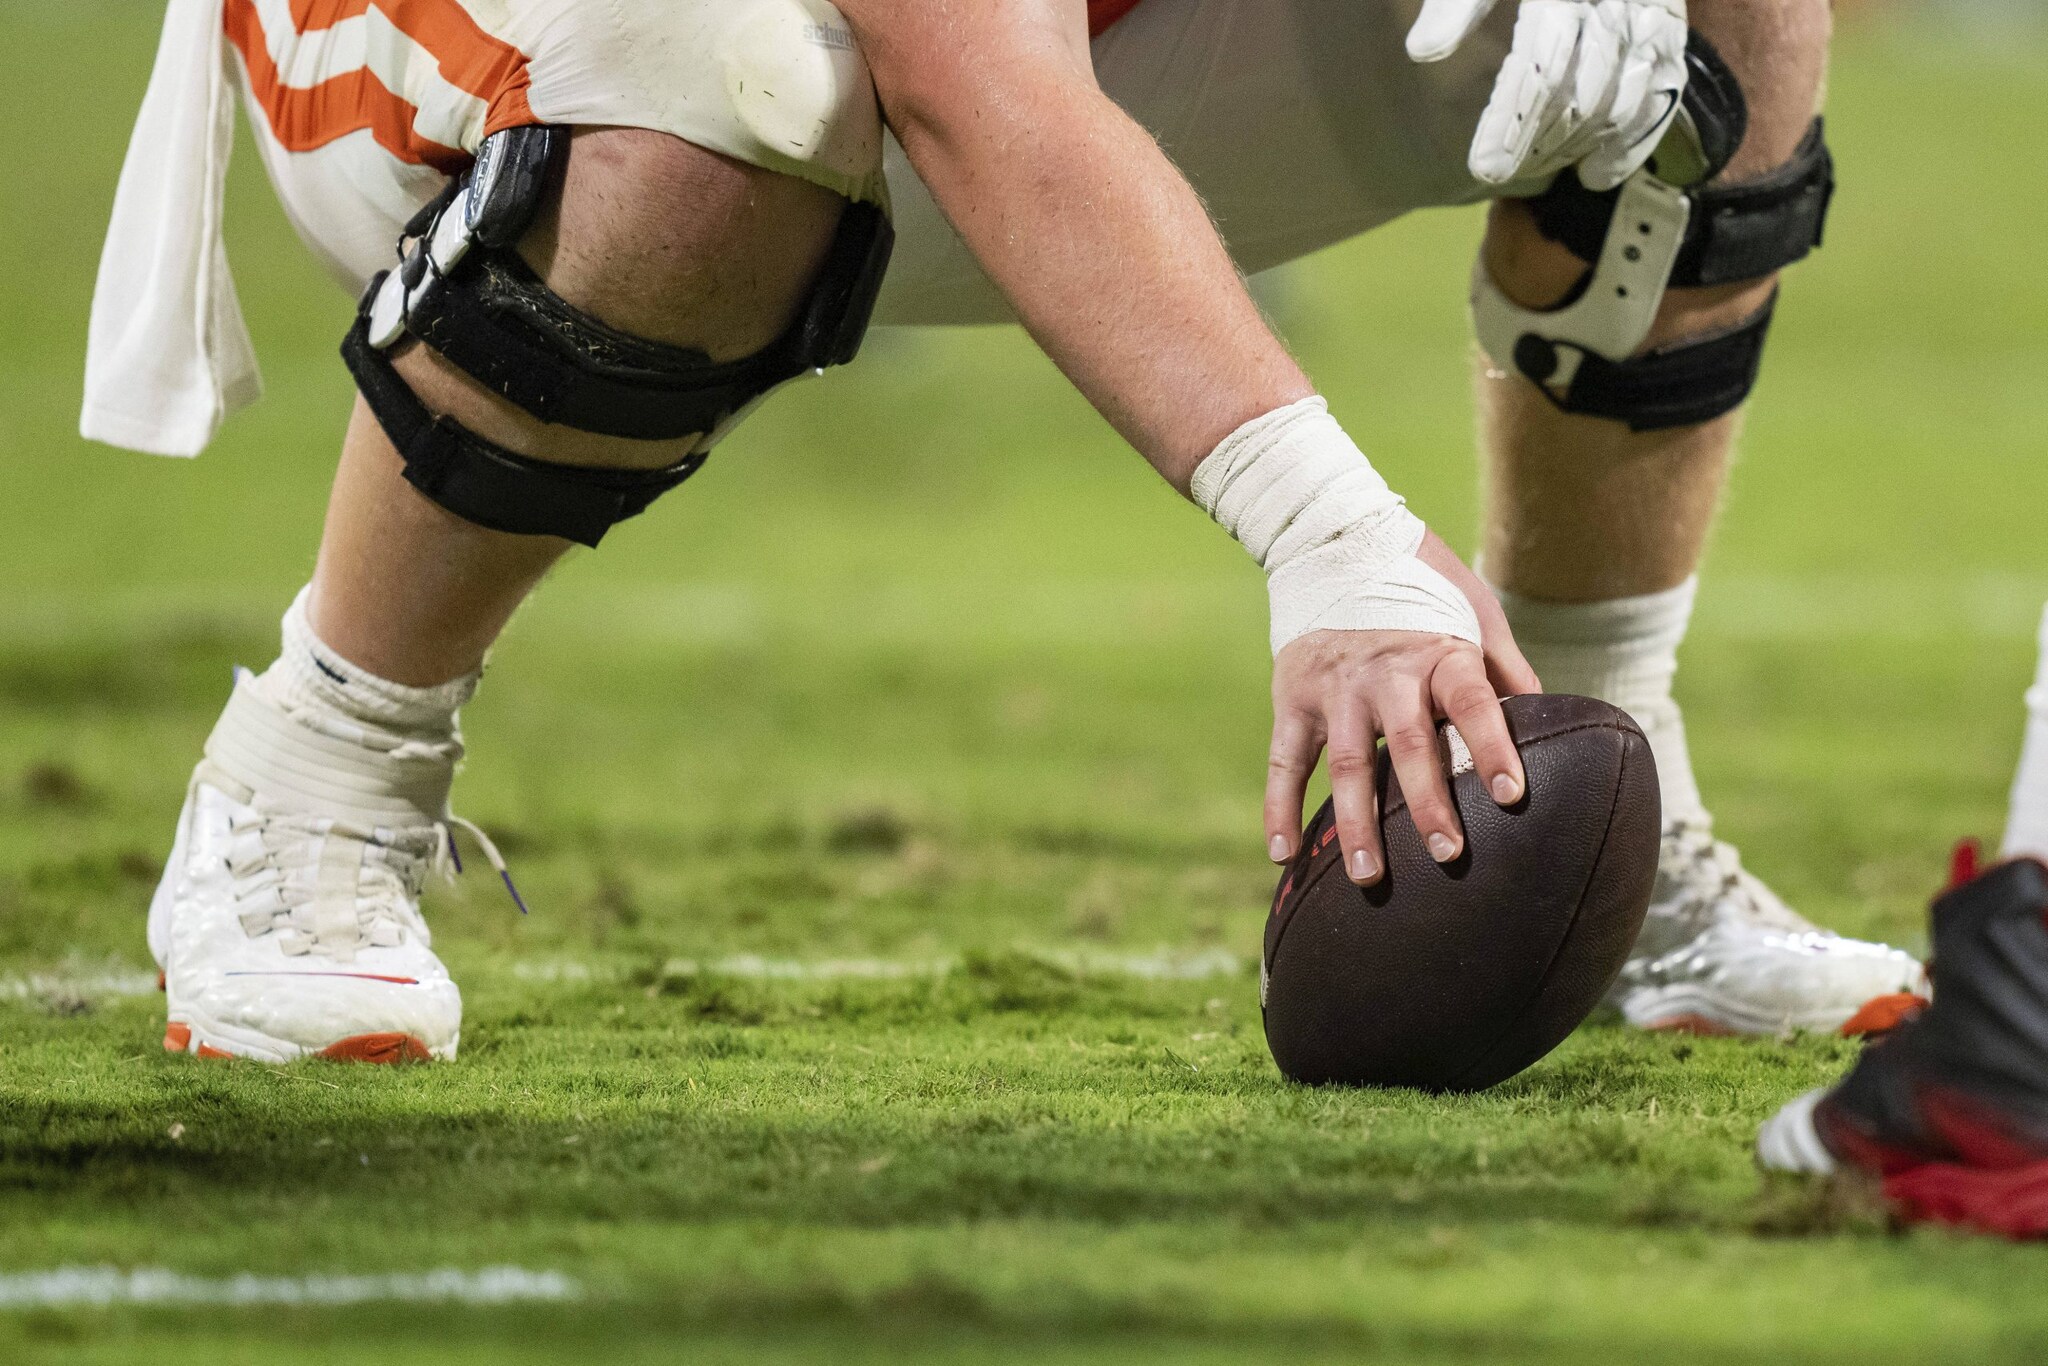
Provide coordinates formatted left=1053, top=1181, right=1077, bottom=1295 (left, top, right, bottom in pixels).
left=1476, top=138, right=1828, bottom=432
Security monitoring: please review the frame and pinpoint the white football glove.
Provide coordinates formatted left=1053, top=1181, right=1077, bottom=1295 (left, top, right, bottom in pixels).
left=1407, top=0, right=1689, bottom=191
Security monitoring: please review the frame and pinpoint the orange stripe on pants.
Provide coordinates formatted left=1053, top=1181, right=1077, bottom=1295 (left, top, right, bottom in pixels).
left=225, top=0, right=472, bottom=171
left=284, top=0, right=535, bottom=130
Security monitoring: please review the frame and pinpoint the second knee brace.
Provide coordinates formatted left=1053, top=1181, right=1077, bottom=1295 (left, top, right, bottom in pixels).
left=1472, top=36, right=1833, bottom=431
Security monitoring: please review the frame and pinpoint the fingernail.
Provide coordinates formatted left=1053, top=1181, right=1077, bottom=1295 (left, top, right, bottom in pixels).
left=1492, top=773, right=1523, bottom=805
left=1349, top=849, right=1378, bottom=883
left=1427, top=833, right=1459, bottom=863
left=1269, top=834, right=1290, bottom=863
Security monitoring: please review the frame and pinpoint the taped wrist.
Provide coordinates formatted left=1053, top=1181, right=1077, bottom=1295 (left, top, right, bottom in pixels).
left=1191, top=397, right=1481, bottom=655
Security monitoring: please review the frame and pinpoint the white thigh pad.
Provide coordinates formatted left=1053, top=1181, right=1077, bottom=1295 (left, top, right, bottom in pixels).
left=720, top=0, right=886, bottom=199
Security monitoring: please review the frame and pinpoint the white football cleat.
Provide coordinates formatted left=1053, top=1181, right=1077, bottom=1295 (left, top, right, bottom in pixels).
left=149, top=673, right=513, bottom=1063
left=1607, top=820, right=1927, bottom=1037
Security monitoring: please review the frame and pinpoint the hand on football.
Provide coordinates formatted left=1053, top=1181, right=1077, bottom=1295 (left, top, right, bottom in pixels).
left=1407, top=0, right=1689, bottom=191
left=1266, top=531, right=1542, bottom=885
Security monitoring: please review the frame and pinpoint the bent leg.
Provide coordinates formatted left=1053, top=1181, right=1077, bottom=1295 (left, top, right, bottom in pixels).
left=1477, top=0, right=1829, bottom=826
left=153, top=129, right=847, bottom=1062
left=313, top=127, right=844, bottom=684
left=1476, top=0, right=1828, bottom=603
left=1472, top=0, right=1925, bottom=1034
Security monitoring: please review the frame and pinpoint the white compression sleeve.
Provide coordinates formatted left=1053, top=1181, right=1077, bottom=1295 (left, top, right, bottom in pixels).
left=2003, top=600, right=2048, bottom=863
left=1191, top=397, right=1481, bottom=655
left=1490, top=576, right=1706, bottom=829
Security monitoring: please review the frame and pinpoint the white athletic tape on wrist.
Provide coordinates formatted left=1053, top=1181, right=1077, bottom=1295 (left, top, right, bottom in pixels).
left=1191, top=397, right=1482, bottom=656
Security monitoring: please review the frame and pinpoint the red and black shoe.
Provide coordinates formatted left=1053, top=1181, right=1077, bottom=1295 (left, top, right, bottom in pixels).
left=1755, top=855, right=2048, bottom=1238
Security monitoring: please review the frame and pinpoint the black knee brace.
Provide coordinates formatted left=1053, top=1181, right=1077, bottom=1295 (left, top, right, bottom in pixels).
left=1472, top=34, right=1834, bottom=432
left=342, top=125, right=895, bottom=546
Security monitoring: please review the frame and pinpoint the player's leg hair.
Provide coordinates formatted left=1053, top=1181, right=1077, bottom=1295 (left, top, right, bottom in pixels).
left=310, top=128, right=848, bottom=685
left=1475, top=0, right=1830, bottom=601
left=1471, top=0, right=1830, bottom=827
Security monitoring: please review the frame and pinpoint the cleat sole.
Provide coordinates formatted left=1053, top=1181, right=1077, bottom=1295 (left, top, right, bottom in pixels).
left=1883, top=1159, right=2048, bottom=1239
left=1838, top=991, right=1929, bottom=1038
left=1616, top=979, right=1921, bottom=1038
left=1643, top=1012, right=1738, bottom=1037
left=315, top=1032, right=433, bottom=1064
left=160, top=1018, right=439, bottom=1064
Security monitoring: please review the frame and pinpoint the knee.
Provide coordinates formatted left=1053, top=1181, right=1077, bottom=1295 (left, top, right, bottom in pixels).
left=1473, top=1, right=1837, bottom=436
left=393, top=126, right=849, bottom=473
left=520, top=127, right=846, bottom=359
left=1481, top=0, right=1833, bottom=353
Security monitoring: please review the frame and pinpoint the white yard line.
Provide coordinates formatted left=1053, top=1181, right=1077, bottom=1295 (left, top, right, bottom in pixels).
left=1032, top=947, right=1245, bottom=980
left=0, top=969, right=159, bottom=1002
left=0, top=1266, right=579, bottom=1310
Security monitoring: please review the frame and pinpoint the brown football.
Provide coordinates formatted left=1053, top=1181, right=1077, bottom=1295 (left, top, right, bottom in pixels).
left=1261, top=694, right=1660, bottom=1092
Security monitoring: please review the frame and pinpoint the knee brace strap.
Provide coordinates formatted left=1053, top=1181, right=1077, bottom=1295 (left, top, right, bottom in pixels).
left=1530, top=119, right=1833, bottom=290
left=341, top=318, right=704, bottom=547
left=1513, top=292, right=1777, bottom=433
left=360, top=125, right=895, bottom=444
left=345, top=123, right=895, bottom=545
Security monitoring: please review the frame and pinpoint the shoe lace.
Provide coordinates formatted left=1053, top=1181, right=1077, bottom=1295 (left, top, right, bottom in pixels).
left=1652, top=817, right=1816, bottom=940
left=441, top=814, right=528, bottom=915
left=224, top=802, right=526, bottom=960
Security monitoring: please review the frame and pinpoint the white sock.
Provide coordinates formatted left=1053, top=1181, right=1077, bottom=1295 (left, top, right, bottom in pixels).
left=252, top=588, right=476, bottom=743
left=2003, top=601, right=2048, bottom=862
left=1491, top=576, right=1706, bottom=831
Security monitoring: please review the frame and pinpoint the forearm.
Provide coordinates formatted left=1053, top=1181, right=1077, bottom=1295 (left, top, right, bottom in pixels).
left=871, top=44, right=1309, bottom=487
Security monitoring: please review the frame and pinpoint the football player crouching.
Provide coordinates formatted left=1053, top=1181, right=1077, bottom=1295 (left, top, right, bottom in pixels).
left=88, top=0, right=1915, bottom=1058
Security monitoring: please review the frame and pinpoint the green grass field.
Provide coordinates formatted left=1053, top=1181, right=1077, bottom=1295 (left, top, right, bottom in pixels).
left=4, top=5, right=2048, bottom=1362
